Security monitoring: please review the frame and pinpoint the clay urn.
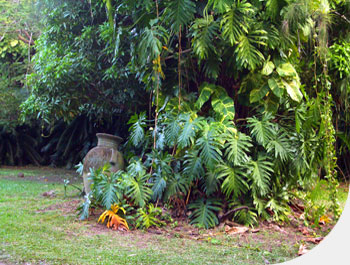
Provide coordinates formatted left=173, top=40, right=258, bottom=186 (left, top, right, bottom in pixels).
left=82, top=133, right=124, bottom=193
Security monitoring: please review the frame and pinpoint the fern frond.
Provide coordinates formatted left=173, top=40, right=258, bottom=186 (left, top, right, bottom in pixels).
left=235, top=27, right=266, bottom=70
left=266, top=131, right=291, bottom=162
left=188, top=199, right=222, bottom=228
left=177, top=114, right=198, bottom=149
left=195, top=121, right=223, bottom=169
left=166, top=0, right=196, bottom=31
left=183, top=149, right=205, bottom=181
left=128, top=112, right=147, bottom=147
left=216, top=163, right=248, bottom=198
left=220, top=0, right=254, bottom=45
left=249, top=156, right=273, bottom=196
left=225, top=129, right=252, bottom=165
left=247, top=114, right=275, bottom=147
left=191, top=16, right=219, bottom=59
left=164, top=173, right=190, bottom=200
left=125, top=173, right=152, bottom=207
left=165, top=114, right=181, bottom=147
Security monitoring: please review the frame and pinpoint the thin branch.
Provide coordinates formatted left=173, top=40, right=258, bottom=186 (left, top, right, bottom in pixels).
left=334, top=11, right=350, bottom=24
left=178, top=25, right=182, bottom=111
left=164, top=48, right=192, bottom=60
left=17, top=34, right=34, bottom=45
left=219, top=206, right=249, bottom=221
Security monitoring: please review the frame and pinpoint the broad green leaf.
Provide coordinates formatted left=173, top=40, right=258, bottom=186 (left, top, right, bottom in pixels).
left=276, top=62, right=297, bottom=77
left=249, top=84, right=269, bottom=103
left=268, top=77, right=284, bottom=98
left=261, top=61, right=275, bottom=76
left=264, top=95, right=279, bottom=113
left=282, top=79, right=303, bottom=102
left=195, top=82, right=215, bottom=109
left=211, top=94, right=235, bottom=121
left=178, top=115, right=197, bottom=148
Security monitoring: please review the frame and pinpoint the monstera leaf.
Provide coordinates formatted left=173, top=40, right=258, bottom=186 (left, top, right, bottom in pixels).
left=195, top=82, right=216, bottom=109
left=188, top=199, right=222, bottom=228
left=211, top=93, right=235, bottom=121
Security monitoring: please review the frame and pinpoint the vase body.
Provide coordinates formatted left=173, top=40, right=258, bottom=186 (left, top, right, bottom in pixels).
left=82, top=133, right=124, bottom=193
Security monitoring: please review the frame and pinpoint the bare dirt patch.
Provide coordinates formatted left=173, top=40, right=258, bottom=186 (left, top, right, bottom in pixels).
left=36, top=199, right=81, bottom=216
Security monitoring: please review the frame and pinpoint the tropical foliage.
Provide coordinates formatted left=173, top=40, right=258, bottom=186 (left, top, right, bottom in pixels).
left=1, top=0, right=349, bottom=228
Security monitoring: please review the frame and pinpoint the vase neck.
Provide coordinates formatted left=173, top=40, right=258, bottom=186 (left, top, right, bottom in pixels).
left=97, top=137, right=119, bottom=149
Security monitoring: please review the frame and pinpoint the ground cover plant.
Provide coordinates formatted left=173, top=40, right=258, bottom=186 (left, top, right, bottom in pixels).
left=0, top=167, right=348, bottom=264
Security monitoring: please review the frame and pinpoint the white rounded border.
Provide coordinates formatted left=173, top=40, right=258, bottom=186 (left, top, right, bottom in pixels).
left=280, top=186, right=350, bottom=265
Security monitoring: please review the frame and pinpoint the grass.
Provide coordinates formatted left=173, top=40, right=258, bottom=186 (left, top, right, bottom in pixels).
left=0, top=167, right=348, bottom=265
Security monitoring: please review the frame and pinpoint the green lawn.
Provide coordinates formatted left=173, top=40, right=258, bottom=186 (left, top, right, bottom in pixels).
left=0, top=168, right=348, bottom=265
